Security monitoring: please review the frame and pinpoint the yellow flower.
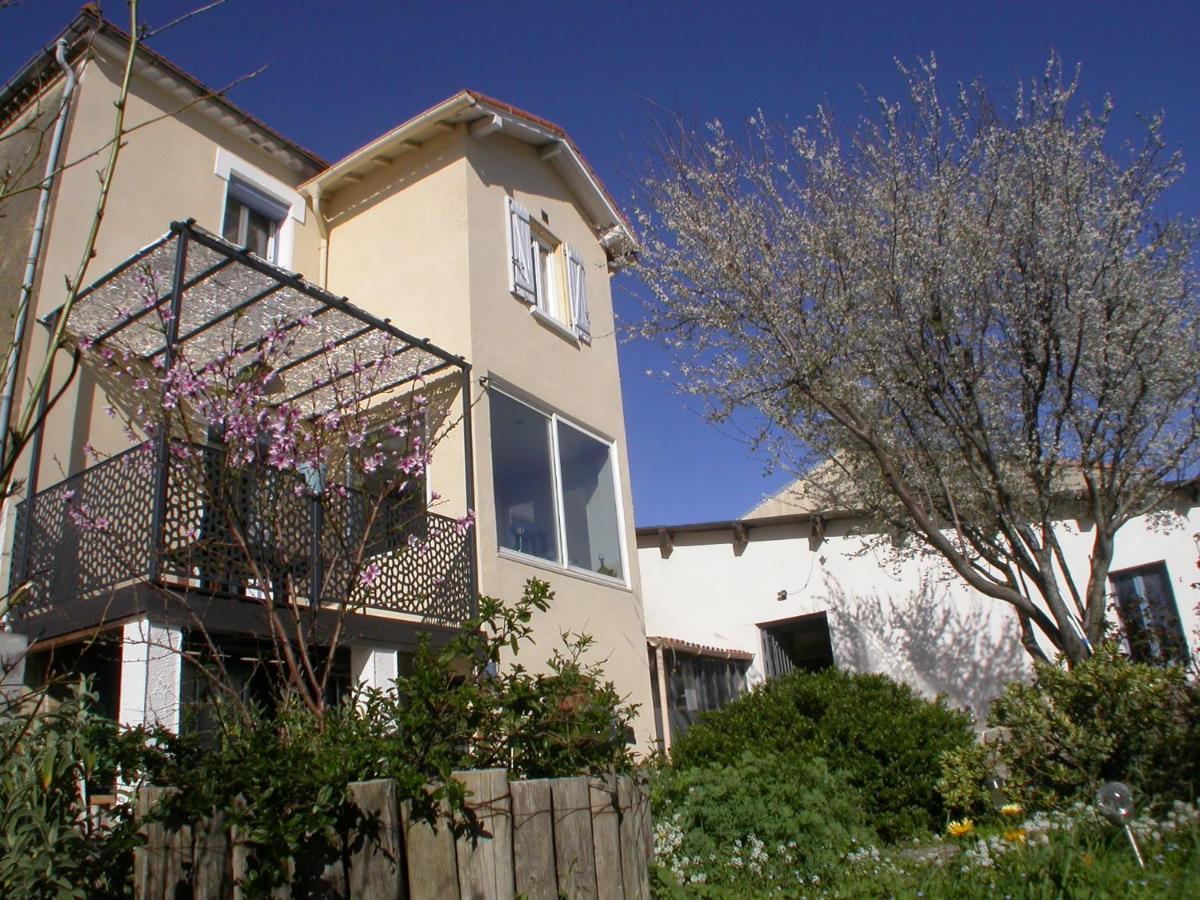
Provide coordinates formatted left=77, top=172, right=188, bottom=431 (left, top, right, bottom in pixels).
left=1003, top=828, right=1027, bottom=845
left=1001, top=803, right=1024, bottom=818
left=947, top=818, right=975, bottom=838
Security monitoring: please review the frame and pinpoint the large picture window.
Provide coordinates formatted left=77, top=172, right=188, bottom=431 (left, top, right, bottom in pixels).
left=489, top=390, right=624, bottom=581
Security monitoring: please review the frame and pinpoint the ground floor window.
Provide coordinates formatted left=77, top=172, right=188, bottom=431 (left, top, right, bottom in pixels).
left=489, top=389, right=625, bottom=581
left=649, top=642, right=750, bottom=746
left=759, top=611, right=835, bottom=679
left=1109, top=562, right=1189, bottom=665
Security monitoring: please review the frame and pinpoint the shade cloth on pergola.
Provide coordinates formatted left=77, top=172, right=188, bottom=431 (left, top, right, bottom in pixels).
left=60, top=221, right=465, bottom=414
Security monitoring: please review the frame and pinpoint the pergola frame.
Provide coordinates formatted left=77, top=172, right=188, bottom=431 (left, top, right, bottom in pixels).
left=22, top=220, right=478, bottom=620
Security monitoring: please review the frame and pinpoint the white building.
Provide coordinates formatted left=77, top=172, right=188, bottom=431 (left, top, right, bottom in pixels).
left=638, top=479, right=1199, bottom=751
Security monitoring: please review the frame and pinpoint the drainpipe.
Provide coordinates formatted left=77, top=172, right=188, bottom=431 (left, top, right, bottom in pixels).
left=0, top=39, right=78, bottom=469
left=308, top=183, right=330, bottom=289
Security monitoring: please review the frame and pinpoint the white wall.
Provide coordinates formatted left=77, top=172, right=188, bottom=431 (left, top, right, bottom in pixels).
left=638, top=507, right=1200, bottom=722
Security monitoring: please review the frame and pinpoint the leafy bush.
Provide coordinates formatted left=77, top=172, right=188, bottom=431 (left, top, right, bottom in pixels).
left=650, top=750, right=872, bottom=893
left=0, top=680, right=160, bottom=898
left=670, top=667, right=974, bottom=839
left=941, top=643, right=1200, bottom=815
left=1, top=580, right=635, bottom=894
left=151, top=578, right=638, bottom=892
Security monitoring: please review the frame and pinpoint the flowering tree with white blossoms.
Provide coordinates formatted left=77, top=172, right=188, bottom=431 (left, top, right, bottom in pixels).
left=635, top=56, right=1200, bottom=664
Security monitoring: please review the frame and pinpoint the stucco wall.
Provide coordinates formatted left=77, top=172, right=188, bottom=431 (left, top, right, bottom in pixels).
left=321, top=126, right=473, bottom=521
left=22, top=49, right=321, bottom=484
left=463, top=132, right=653, bottom=745
left=0, top=82, right=66, bottom=359
left=639, top=508, right=1200, bottom=721
left=320, top=125, right=653, bottom=744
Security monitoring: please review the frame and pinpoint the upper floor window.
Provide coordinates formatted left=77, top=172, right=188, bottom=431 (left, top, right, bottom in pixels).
left=222, top=177, right=289, bottom=263
left=213, top=148, right=305, bottom=269
left=1109, top=562, right=1190, bottom=665
left=489, top=389, right=624, bottom=582
left=507, top=197, right=591, bottom=342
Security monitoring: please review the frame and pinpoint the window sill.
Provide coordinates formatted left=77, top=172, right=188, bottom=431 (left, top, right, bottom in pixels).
left=529, top=307, right=580, bottom=344
left=498, top=547, right=631, bottom=592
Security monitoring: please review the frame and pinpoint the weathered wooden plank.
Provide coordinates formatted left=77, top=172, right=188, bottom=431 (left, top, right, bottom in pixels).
left=231, top=808, right=290, bottom=900
left=401, top=795, right=460, bottom=900
left=551, top=776, right=598, bottom=899
left=589, top=775, right=622, bottom=900
left=617, top=775, right=651, bottom=900
left=191, top=810, right=231, bottom=900
left=135, top=786, right=189, bottom=900
left=454, top=768, right=514, bottom=900
left=348, top=779, right=406, bottom=900
left=510, top=779, right=557, bottom=900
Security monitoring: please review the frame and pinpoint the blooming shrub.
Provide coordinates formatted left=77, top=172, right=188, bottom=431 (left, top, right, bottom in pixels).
left=670, top=667, right=974, bottom=838
left=828, top=800, right=1200, bottom=898
left=940, top=643, right=1200, bottom=815
left=649, top=751, right=871, bottom=893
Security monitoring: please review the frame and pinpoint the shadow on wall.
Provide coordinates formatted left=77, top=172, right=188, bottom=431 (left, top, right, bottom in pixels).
left=822, top=574, right=1028, bottom=723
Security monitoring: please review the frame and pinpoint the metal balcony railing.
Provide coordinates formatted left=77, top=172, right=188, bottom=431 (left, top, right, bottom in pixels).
left=10, top=443, right=474, bottom=627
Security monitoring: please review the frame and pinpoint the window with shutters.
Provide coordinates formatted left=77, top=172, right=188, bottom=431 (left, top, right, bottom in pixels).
left=488, top=388, right=626, bottom=583
left=506, top=197, right=591, bottom=343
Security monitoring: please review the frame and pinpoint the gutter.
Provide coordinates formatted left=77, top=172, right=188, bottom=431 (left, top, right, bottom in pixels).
left=0, top=39, right=77, bottom=469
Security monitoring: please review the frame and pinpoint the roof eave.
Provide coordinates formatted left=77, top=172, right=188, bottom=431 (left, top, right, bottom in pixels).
left=1, top=8, right=327, bottom=176
left=301, top=90, right=637, bottom=260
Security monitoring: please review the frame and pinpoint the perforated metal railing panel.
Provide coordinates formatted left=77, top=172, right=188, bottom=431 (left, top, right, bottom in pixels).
left=10, top=447, right=155, bottom=619
left=10, top=445, right=474, bottom=627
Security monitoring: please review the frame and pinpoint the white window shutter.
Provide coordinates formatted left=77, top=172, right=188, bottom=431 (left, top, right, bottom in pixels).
left=507, top=197, right=536, bottom=303
left=566, top=245, right=590, bottom=343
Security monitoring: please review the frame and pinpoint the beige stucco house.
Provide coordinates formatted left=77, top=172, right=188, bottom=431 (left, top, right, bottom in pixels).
left=1, top=10, right=652, bottom=744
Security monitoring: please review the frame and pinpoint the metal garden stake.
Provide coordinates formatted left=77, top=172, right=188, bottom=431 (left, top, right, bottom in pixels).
left=1096, top=781, right=1144, bottom=868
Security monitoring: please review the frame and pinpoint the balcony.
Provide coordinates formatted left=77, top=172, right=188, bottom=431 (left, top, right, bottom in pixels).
left=8, top=222, right=476, bottom=640
left=10, top=442, right=473, bottom=628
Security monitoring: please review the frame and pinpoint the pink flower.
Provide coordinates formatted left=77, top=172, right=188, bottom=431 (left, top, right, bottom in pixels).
left=358, top=562, right=381, bottom=586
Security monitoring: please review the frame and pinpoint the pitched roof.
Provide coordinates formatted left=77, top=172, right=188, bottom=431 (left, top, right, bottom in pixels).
left=0, top=6, right=327, bottom=176
left=302, top=89, right=637, bottom=259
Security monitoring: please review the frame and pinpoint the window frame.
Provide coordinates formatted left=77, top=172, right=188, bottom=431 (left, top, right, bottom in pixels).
left=213, top=148, right=304, bottom=269
left=222, top=185, right=282, bottom=262
left=1108, top=560, right=1190, bottom=665
left=489, top=387, right=630, bottom=588
left=528, top=228, right=579, bottom=341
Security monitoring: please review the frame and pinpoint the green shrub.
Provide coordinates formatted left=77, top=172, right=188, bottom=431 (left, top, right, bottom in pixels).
left=650, top=750, right=872, bottom=893
left=937, top=740, right=996, bottom=820
left=153, top=578, right=638, bottom=892
left=942, top=643, right=1200, bottom=814
left=0, top=680, right=161, bottom=898
left=670, top=667, right=974, bottom=839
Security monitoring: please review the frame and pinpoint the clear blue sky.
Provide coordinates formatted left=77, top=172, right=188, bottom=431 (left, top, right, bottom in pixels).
left=5, top=1, right=1199, bottom=526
